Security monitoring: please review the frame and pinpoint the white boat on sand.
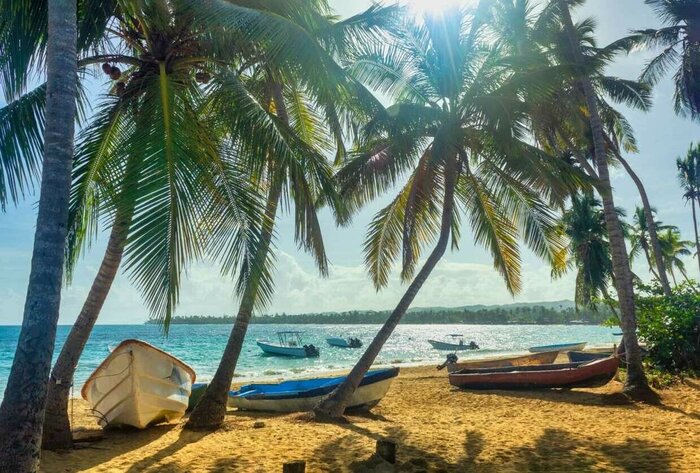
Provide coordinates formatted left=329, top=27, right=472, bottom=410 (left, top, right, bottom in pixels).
left=81, top=339, right=196, bottom=429
left=257, top=331, right=320, bottom=357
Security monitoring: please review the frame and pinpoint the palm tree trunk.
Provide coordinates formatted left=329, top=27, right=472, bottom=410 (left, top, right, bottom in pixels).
left=314, top=153, right=458, bottom=418
left=559, top=1, right=651, bottom=399
left=692, top=196, right=700, bottom=275
left=41, top=208, right=132, bottom=450
left=0, top=0, right=77, bottom=469
left=185, top=81, right=286, bottom=430
left=614, top=152, right=672, bottom=295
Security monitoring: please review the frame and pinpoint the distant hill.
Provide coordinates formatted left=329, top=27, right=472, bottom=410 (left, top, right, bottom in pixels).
left=152, top=300, right=610, bottom=326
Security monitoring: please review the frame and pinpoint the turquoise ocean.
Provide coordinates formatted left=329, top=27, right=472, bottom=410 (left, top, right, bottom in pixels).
left=0, top=324, right=620, bottom=398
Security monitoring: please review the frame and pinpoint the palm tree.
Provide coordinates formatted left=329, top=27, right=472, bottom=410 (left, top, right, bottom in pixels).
left=185, top=1, right=396, bottom=430
left=313, top=7, right=578, bottom=417
left=626, top=0, right=700, bottom=120
left=628, top=205, right=675, bottom=282
left=558, top=193, right=616, bottom=310
left=550, top=0, right=651, bottom=397
left=677, top=143, right=700, bottom=273
left=0, top=0, right=78, bottom=469
left=658, top=228, right=695, bottom=286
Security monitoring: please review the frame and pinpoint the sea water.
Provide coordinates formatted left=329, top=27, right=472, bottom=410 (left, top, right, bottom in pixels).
left=0, top=324, right=620, bottom=398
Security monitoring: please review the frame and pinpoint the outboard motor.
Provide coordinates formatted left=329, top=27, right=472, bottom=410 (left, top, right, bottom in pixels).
left=304, top=344, right=320, bottom=357
left=469, top=341, right=480, bottom=350
left=437, top=353, right=459, bottom=371
left=349, top=337, right=363, bottom=348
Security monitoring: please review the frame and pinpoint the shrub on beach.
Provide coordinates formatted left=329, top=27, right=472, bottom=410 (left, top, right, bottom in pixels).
left=635, top=282, right=700, bottom=373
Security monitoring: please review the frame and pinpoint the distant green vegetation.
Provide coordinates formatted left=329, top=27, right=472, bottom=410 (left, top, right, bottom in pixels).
left=152, top=305, right=611, bottom=326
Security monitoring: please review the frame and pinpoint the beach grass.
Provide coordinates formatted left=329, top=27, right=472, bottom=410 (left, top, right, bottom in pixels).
left=40, top=364, right=700, bottom=472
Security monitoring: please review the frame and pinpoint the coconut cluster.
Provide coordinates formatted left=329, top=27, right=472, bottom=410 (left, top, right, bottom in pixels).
left=102, top=63, right=126, bottom=96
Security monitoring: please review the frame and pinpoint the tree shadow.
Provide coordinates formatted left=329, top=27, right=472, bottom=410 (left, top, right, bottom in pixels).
left=460, top=386, right=639, bottom=410
left=124, top=427, right=212, bottom=472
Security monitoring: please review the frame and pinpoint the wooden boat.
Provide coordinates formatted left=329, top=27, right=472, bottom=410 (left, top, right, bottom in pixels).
left=327, top=337, right=363, bottom=348
left=567, top=351, right=612, bottom=363
left=228, top=367, right=400, bottom=413
left=257, top=331, right=320, bottom=358
left=81, top=339, right=196, bottom=429
left=440, top=351, right=559, bottom=373
left=428, top=334, right=479, bottom=351
left=528, top=342, right=586, bottom=353
left=448, top=357, right=618, bottom=390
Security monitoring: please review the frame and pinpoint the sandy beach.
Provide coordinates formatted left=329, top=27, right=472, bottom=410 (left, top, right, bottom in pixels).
left=40, top=362, right=700, bottom=473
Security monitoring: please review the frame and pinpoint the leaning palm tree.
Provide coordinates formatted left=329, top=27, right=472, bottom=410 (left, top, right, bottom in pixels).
left=558, top=193, right=616, bottom=310
left=626, top=0, right=700, bottom=120
left=0, top=0, right=78, bottom=469
left=185, top=1, right=397, bottom=430
left=677, top=143, right=700, bottom=273
left=313, top=8, right=579, bottom=417
left=658, top=228, right=695, bottom=286
left=628, top=206, right=675, bottom=282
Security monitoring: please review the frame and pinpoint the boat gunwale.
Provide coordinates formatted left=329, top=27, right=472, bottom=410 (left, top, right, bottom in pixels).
left=81, top=339, right=196, bottom=399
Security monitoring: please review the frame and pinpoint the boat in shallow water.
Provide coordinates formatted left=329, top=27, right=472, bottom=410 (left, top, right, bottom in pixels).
left=448, top=356, right=618, bottom=390
left=428, top=334, right=479, bottom=351
left=529, top=342, right=586, bottom=353
left=228, top=367, right=400, bottom=413
left=81, top=339, right=196, bottom=429
left=257, top=331, right=320, bottom=357
left=327, top=337, right=363, bottom=348
left=439, top=351, right=559, bottom=373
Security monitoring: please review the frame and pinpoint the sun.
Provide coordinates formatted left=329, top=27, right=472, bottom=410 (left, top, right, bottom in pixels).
left=405, top=0, right=469, bottom=14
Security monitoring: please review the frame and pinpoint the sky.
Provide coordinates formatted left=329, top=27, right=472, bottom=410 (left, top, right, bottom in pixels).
left=0, top=0, right=698, bottom=325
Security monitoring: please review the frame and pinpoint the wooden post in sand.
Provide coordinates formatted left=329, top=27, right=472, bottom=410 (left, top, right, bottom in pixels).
left=376, top=439, right=396, bottom=464
left=282, top=460, right=306, bottom=473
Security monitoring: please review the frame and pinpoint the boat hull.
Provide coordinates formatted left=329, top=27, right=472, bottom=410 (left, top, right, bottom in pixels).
left=81, top=339, right=196, bottom=429
left=228, top=368, right=399, bottom=413
left=446, top=351, right=559, bottom=373
left=428, top=340, right=477, bottom=351
left=567, top=351, right=612, bottom=363
left=257, top=340, right=318, bottom=357
left=449, top=357, right=618, bottom=390
left=529, top=342, right=586, bottom=353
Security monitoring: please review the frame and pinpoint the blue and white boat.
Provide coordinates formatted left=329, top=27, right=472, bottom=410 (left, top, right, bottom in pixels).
left=257, top=331, right=320, bottom=358
left=529, top=342, right=586, bottom=353
left=326, top=337, right=363, bottom=348
left=227, top=367, right=400, bottom=413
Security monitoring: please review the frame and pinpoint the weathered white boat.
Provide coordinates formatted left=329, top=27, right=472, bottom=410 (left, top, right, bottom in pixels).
left=257, top=331, right=320, bottom=358
left=228, top=368, right=399, bottom=413
left=428, top=334, right=479, bottom=351
left=81, top=339, right=196, bottom=429
left=326, top=337, right=363, bottom=348
left=528, top=342, right=587, bottom=353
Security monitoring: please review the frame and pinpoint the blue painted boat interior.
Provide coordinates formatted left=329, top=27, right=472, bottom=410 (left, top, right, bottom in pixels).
left=532, top=342, right=584, bottom=349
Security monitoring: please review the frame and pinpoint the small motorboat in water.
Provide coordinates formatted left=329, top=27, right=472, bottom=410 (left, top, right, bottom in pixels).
left=428, top=334, right=479, bottom=351
left=327, top=337, right=363, bottom=348
left=448, top=356, right=618, bottom=390
left=528, top=342, right=586, bottom=353
left=257, top=331, right=320, bottom=358
left=438, top=351, right=559, bottom=373
left=228, top=367, right=400, bottom=413
left=82, top=339, right=196, bottom=429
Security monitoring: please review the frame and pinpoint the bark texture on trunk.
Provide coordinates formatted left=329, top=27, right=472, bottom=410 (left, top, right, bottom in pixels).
left=41, top=209, right=131, bottom=450
left=615, top=152, right=671, bottom=295
left=313, top=153, right=457, bottom=418
left=185, top=81, right=287, bottom=430
left=0, top=0, right=78, bottom=469
left=559, top=1, right=651, bottom=399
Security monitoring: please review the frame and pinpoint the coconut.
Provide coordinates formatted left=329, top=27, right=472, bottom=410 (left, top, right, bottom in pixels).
left=110, top=66, right=122, bottom=80
left=102, top=63, right=112, bottom=75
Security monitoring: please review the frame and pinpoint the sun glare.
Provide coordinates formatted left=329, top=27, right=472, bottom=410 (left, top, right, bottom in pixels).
left=406, top=0, right=469, bottom=14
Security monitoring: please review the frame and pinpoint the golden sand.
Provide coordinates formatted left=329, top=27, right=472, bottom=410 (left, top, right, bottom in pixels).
left=41, top=365, right=700, bottom=472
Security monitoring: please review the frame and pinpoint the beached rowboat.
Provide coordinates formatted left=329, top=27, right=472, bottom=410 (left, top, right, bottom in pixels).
left=228, top=368, right=399, bottom=413
left=567, top=351, right=613, bottom=363
left=442, top=351, right=559, bottom=373
left=448, top=357, right=618, bottom=390
left=528, top=342, right=586, bottom=353
left=82, top=339, right=196, bottom=429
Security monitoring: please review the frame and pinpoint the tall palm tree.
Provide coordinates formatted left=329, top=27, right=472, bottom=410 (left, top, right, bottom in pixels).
left=0, top=0, right=78, bottom=469
left=552, top=0, right=651, bottom=397
left=658, top=228, right=695, bottom=285
left=558, top=193, right=616, bottom=310
left=185, top=1, right=396, bottom=430
left=628, top=205, right=675, bottom=282
left=626, top=0, right=700, bottom=120
left=677, top=143, right=700, bottom=273
left=313, top=7, right=578, bottom=417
